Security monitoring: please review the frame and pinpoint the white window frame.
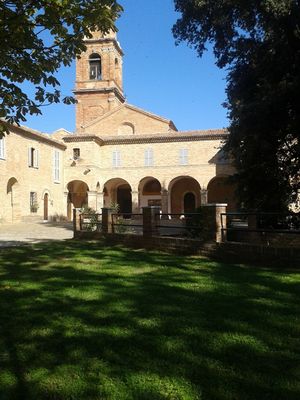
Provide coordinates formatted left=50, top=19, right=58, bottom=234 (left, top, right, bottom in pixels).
left=28, top=147, right=39, bottom=168
left=179, top=148, right=188, bottom=165
left=144, top=148, right=154, bottom=167
left=112, top=149, right=121, bottom=167
left=0, top=137, right=5, bottom=160
left=53, top=150, right=60, bottom=182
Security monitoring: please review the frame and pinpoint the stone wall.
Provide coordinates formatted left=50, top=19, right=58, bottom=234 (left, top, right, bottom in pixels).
left=0, top=125, right=66, bottom=223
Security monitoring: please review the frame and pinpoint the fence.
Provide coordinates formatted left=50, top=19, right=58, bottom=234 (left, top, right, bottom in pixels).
left=221, top=212, right=300, bottom=247
left=74, top=204, right=226, bottom=243
left=79, top=212, right=102, bottom=232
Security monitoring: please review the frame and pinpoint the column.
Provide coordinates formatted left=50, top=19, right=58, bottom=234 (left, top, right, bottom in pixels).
left=201, top=189, right=208, bottom=205
left=96, top=192, right=104, bottom=212
left=73, top=208, right=81, bottom=237
left=161, top=189, right=169, bottom=215
left=131, top=190, right=139, bottom=213
left=87, top=191, right=97, bottom=210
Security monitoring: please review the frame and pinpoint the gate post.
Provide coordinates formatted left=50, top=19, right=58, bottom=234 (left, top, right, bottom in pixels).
left=202, top=203, right=227, bottom=243
left=143, top=206, right=160, bottom=237
left=102, top=208, right=114, bottom=234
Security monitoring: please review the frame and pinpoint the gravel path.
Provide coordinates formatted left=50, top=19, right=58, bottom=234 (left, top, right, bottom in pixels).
left=0, top=222, right=73, bottom=247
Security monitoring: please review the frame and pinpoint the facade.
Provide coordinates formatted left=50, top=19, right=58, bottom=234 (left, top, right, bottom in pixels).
left=0, top=30, right=237, bottom=224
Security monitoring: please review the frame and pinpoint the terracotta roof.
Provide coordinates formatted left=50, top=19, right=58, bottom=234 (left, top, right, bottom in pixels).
left=1, top=121, right=66, bottom=149
left=62, top=129, right=228, bottom=145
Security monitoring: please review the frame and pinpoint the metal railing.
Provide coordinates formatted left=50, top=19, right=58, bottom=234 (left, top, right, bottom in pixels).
left=221, top=212, right=300, bottom=244
left=155, top=213, right=205, bottom=238
left=111, top=213, right=143, bottom=235
left=79, top=213, right=102, bottom=232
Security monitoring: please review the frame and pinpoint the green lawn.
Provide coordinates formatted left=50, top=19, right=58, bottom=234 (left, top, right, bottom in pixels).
left=0, top=240, right=299, bottom=400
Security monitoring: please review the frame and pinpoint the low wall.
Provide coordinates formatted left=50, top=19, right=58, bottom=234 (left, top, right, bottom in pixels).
left=227, top=230, right=300, bottom=248
left=74, top=231, right=300, bottom=267
left=216, top=242, right=300, bottom=267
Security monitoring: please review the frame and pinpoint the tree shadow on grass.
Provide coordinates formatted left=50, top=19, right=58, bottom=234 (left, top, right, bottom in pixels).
left=0, top=240, right=299, bottom=399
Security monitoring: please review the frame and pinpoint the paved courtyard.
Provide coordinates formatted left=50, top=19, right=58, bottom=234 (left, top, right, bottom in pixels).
left=0, top=222, right=73, bottom=247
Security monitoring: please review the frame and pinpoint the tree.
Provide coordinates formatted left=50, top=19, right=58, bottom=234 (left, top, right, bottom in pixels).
left=0, top=0, right=122, bottom=134
left=173, top=0, right=300, bottom=211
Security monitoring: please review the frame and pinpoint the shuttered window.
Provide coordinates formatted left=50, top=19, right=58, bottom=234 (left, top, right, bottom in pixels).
left=144, top=148, right=153, bottom=167
left=53, top=150, right=60, bottom=182
left=112, top=150, right=121, bottom=167
left=179, top=148, right=188, bottom=165
left=28, top=147, right=39, bottom=168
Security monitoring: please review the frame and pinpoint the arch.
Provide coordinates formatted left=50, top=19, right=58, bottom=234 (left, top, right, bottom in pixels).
left=7, top=177, right=21, bottom=222
left=207, top=176, right=237, bottom=211
left=89, top=53, right=101, bottom=80
left=118, top=122, right=135, bottom=135
left=184, top=192, right=196, bottom=213
left=138, top=177, right=162, bottom=209
left=168, top=176, right=201, bottom=214
left=103, top=178, right=132, bottom=214
left=67, top=180, right=89, bottom=219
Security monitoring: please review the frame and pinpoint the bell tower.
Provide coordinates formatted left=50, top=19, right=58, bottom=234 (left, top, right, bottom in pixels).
left=74, top=30, right=125, bottom=132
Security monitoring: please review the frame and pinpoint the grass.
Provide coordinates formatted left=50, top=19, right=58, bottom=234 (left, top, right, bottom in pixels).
left=0, top=240, right=299, bottom=400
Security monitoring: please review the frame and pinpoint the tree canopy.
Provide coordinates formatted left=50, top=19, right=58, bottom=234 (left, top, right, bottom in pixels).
left=0, top=0, right=122, bottom=134
left=173, top=0, right=300, bottom=211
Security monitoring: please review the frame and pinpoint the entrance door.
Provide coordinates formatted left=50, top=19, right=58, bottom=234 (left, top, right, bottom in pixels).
left=184, top=192, right=196, bottom=213
left=44, top=193, right=49, bottom=220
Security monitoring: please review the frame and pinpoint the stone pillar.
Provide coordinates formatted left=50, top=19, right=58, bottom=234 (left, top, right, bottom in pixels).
left=96, top=192, right=104, bottom=212
left=131, top=190, right=139, bottom=213
left=87, top=191, right=97, bottom=210
left=201, top=189, right=208, bottom=205
left=161, top=189, right=169, bottom=215
left=102, top=208, right=114, bottom=234
left=248, top=214, right=258, bottom=231
left=143, top=206, right=160, bottom=237
left=73, top=208, right=81, bottom=236
left=202, top=203, right=227, bottom=243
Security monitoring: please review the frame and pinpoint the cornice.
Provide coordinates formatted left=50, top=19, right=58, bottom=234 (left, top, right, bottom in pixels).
left=83, top=38, right=124, bottom=56
left=62, top=130, right=228, bottom=146
left=1, top=121, right=66, bottom=149
left=73, top=86, right=125, bottom=103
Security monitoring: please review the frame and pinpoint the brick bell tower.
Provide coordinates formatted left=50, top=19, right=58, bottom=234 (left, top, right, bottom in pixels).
left=74, top=30, right=125, bottom=132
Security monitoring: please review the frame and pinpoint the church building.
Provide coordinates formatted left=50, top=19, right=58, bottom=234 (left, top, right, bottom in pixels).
left=0, top=30, right=236, bottom=224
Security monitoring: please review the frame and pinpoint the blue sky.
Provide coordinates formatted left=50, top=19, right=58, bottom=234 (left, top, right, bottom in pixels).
left=22, top=0, right=228, bottom=133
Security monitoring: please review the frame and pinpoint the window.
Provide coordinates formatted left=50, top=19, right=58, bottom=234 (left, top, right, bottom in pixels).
left=73, top=148, right=80, bottom=160
left=0, top=137, right=5, bottom=159
left=112, top=150, right=121, bottom=167
left=89, top=53, right=101, bottom=80
left=53, top=150, right=60, bottom=182
left=30, top=192, right=38, bottom=213
left=28, top=147, right=39, bottom=168
left=179, top=148, right=188, bottom=165
left=144, top=148, right=153, bottom=167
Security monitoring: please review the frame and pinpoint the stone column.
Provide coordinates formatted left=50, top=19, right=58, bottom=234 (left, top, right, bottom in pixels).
left=73, top=208, right=81, bottom=237
left=64, top=191, right=71, bottom=220
left=201, top=189, right=208, bottom=205
left=96, top=192, right=104, bottom=212
left=87, top=191, right=97, bottom=210
left=161, top=189, right=169, bottom=215
left=143, top=206, right=160, bottom=237
left=102, top=208, right=114, bottom=234
left=131, top=190, right=139, bottom=214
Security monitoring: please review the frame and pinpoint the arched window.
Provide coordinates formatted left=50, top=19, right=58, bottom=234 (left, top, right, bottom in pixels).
left=89, top=53, right=101, bottom=80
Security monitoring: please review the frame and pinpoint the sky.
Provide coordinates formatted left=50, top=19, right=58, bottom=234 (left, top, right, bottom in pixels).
left=21, top=0, right=229, bottom=134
